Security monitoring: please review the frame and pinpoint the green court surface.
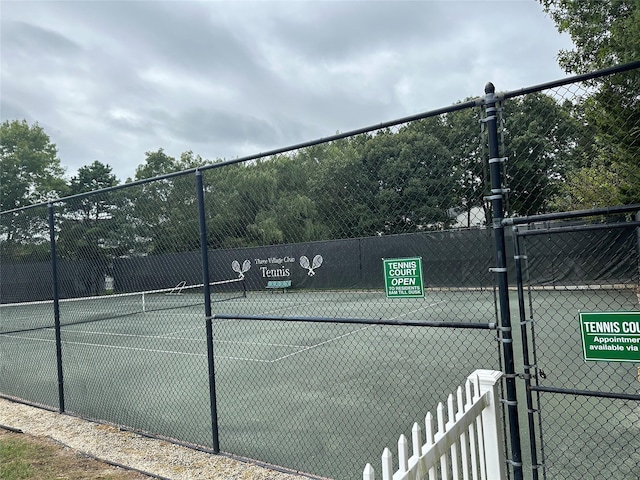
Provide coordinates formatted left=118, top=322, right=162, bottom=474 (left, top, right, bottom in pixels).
left=1, top=287, right=638, bottom=479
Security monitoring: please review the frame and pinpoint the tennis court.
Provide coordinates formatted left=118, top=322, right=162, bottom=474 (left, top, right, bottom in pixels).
left=2, top=284, right=638, bottom=478
left=1, top=284, right=503, bottom=478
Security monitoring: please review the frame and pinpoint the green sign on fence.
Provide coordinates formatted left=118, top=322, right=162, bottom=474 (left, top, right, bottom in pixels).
left=383, top=257, right=424, bottom=298
left=579, top=312, right=640, bottom=363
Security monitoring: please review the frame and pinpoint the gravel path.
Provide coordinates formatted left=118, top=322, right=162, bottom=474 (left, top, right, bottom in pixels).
left=0, top=396, right=312, bottom=480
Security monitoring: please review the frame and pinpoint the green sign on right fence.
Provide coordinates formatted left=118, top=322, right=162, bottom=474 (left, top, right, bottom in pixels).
left=382, top=257, right=424, bottom=298
left=579, top=312, right=640, bottom=362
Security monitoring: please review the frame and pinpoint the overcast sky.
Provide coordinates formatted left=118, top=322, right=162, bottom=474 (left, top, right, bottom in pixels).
left=1, top=0, right=574, bottom=182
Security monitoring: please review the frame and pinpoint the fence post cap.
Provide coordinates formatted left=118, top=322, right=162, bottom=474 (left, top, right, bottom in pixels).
left=469, top=369, right=503, bottom=385
left=363, top=463, right=375, bottom=480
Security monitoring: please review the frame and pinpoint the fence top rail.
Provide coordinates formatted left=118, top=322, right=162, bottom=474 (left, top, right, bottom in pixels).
left=209, top=313, right=497, bottom=329
left=499, top=60, right=640, bottom=101
left=515, top=220, right=640, bottom=237
left=504, top=203, right=640, bottom=226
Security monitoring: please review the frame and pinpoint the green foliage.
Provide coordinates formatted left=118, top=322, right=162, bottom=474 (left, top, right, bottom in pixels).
left=363, top=121, right=459, bottom=232
left=54, top=161, right=124, bottom=293
left=540, top=0, right=639, bottom=73
left=502, top=93, right=586, bottom=216
left=204, top=155, right=325, bottom=248
left=0, top=120, right=67, bottom=260
left=124, top=149, right=210, bottom=254
left=308, top=137, right=378, bottom=238
left=551, top=162, right=625, bottom=210
left=541, top=0, right=640, bottom=206
left=2, top=47, right=638, bottom=264
left=0, top=120, right=67, bottom=212
left=588, top=74, right=640, bottom=204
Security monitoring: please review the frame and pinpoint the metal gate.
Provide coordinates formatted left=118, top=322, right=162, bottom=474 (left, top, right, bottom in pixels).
left=509, top=208, right=640, bottom=480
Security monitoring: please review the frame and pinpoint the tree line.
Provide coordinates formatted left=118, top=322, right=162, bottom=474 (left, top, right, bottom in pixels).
left=1, top=87, right=637, bottom=264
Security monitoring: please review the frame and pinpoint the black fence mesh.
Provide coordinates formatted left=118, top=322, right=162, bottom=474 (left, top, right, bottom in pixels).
left=1, top=63, right=639, bottom=479
left=0, top=204, right=60, bottom=407
left=211, top=319, right=499, bottom=479
left=501, top=65, right=640, bottom=216
left=60, top=307, right=213, bottom=447
left=516, top=216, right=639, bottom=480
left=501, top=63, right=640, bottom=480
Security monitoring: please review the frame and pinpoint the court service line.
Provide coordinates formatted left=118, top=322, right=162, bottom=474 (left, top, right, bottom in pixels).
left=149, top=301, right=317, bottom=338
left=4, top=328, right=308, bottom=360
left=60, top=328, right=163, bottom=339
left=391, top=301, right=446, bottom=319
left=1, top=333, right=205, bottom=358
left=155, top=325, right=202, bottom=338
left=4, top=330, right=305, bottom=362
left=271, top=326, right=370, bottom=363
left=214, top=339, right=308, bottom=348
left=1, top=333, right=54, bottom=343
left=268, top=302, right=447, bottom=363
left=214, top=355, right=272, bottom=363
left=63, top=340, right=206, bottom=357
left=60, top=326, right=308, bottom=349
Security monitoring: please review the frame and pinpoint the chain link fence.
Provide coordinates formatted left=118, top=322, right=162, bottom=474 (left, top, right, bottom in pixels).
left=1, top=61, right=639, bottom=479
left=499, top=63, right=640, bottom=480
left=512, top=216, right=639, bottom=480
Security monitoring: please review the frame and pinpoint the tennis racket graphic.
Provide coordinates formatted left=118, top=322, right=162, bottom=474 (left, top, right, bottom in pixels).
left=231, top=259, right=251, bottom=278
left=300, top=255, right=323, bottom=276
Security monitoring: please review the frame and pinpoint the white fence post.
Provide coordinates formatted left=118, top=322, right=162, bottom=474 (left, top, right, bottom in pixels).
left=472, top=369, right=507, bottom=480
left=363, top=463, right=375, bottom=480
left=364, top=369, right=506, bottom=480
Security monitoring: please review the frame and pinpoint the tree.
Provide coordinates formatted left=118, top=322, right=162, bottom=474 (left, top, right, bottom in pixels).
left=360, top=121, right=459, bottom=233
left=540, top=0, right=640, bottom=205
left=0, top=119, right=67, bottom=211
left=213, top=161, right=280, bottom=247
left=67, top=161, right=119, bottom=217
left=540, top=0, right=639, bottom=73
left=255, top=153, right=328, bottom=244
left=437, top=105, right=487, bottom=227
left=501, top=93, right=585, bottom=216
left=551, top=162, right=625, bottom=210
left=128, top=149, right=207, bottom=254
left=0, top=120, right=67, bottom=261
left=57, top=161, right=123, bottom=295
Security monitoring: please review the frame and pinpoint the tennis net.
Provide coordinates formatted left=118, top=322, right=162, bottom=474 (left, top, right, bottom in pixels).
left=0, top=278, right=246, bottom=334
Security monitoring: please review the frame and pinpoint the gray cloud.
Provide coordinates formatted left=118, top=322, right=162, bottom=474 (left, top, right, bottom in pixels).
left=0, top=0, right=574, bottom=182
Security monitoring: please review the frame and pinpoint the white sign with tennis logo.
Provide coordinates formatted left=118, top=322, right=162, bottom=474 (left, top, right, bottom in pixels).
left=383, top=257, right=424, bottom=298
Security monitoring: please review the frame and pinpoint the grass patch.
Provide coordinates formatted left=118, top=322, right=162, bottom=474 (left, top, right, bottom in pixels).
left=0, top=430, right=150, bottom=479
left=0, top=436, right=40, bottom=480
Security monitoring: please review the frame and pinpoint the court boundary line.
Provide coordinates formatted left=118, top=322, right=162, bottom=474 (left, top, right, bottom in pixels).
left=2, top=298, right=458, bottom=364
left=2, top=330, right=311, bottom=363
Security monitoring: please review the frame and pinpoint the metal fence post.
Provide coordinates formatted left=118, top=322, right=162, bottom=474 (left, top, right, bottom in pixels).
left=513, top=226, right=541, bottom=479
left=196, top=169, right=220, bottom=453
left=484, top=82, right=523, bottom=480
left=48, top=202, right=65, bottom=413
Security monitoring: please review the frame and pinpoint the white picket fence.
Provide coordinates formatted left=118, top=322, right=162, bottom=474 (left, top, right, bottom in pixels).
left=363, top=369, right=506, bottom=480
